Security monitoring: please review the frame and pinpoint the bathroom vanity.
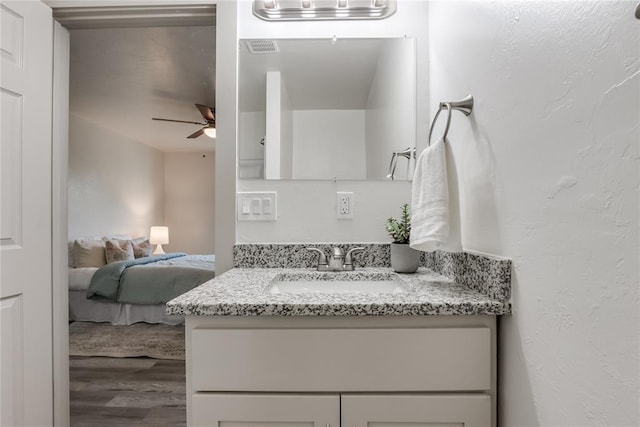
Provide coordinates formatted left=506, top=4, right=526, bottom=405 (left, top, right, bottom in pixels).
left=167, top=246, right=511, bottom=427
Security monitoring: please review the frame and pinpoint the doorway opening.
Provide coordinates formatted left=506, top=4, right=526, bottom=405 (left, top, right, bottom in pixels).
left=55, top=5, right=217, bottom=425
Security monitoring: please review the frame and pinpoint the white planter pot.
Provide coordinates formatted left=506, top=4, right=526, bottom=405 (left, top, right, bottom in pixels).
left=390, top=243, right=420, bottom=273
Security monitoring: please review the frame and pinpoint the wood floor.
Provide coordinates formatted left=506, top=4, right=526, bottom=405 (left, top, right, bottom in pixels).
left=70, top=356, right=186, bottom=427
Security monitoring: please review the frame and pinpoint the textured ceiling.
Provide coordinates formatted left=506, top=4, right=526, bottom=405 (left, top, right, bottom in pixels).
left=70, top=25, right=216, bottom=153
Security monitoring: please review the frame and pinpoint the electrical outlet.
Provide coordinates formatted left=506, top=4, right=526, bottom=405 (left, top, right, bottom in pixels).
left=336, top=192, right=353, bottom=219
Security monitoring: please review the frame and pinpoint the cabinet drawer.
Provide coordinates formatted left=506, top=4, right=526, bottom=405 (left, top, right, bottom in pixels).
left=191, top=328, right=490, bottom=392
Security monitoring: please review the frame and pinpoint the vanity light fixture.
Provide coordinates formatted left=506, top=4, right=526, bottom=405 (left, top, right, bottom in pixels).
left=253, top=0, right=396, bottom=21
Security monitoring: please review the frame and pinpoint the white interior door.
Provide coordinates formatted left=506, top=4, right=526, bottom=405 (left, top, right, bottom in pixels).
left=0, top=1, right=54, bottom=425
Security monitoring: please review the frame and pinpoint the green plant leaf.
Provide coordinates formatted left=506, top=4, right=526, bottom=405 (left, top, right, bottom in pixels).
left=384, top=204, right=411, bottom=244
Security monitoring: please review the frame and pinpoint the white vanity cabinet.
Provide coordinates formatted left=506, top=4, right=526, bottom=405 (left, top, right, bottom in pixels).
left=186, top=315, right=497, bottom=427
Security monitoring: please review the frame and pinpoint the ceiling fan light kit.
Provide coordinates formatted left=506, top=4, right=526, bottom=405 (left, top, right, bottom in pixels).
left=152, top=103, right=216, bottom=139
left=203, top=127, right=217, bottom=138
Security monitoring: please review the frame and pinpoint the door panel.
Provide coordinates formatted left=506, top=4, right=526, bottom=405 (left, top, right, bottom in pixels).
left=0, top=4, right=24, bottom=68
left=0, top=1, right=53, bottom=425
left=191, top=394, right=340, bottom=427
left=0, top=296, right=24, bottom=426
left=341, top=394, right=491, bottom=427
left=0, top=87, right=23, bottom=250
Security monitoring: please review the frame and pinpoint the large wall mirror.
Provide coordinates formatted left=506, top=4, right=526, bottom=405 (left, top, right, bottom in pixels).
left=238, top=37, right=416, bottom=181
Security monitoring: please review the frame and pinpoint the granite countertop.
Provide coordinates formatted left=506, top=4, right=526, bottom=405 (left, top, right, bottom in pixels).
left=166, top=267, right=512, bottom=316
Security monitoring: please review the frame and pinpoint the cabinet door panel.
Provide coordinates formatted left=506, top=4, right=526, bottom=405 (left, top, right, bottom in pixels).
left=342, top=395, right=491, bottom=427
left=369, top=423, right=460, bottom=427
left=191, top=394, right=339, bottom=427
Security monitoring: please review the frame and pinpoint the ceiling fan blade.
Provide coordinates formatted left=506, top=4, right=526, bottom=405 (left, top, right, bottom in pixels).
left=187, top=128, right=206, bottom=139
left=195, top=104, right=215, bottom=122
left=152, top=117, right=205, bottom=125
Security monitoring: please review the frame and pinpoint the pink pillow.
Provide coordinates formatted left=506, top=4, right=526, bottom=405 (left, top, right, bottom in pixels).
left=104, top=239, right=134, bottom=264
left=131, top=238, right=151, bottom=258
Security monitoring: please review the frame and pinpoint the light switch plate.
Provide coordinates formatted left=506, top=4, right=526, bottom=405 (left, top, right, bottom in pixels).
left=237, top=192, right=277, bottom=221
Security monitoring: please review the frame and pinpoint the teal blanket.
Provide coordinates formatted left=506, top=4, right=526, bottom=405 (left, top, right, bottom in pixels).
left=87, top=253, right=215, bottom=304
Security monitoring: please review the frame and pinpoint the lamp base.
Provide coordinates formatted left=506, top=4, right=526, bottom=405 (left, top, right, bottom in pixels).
left=153, top=244, right=165, bottom=255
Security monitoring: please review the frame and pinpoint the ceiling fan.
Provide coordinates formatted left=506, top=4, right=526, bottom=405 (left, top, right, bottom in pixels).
left=152, top=104, right=216, bottom=139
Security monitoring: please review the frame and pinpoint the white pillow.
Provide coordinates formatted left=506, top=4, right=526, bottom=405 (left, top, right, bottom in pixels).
left=73, top=239, right=106, bottom=268
left=68, top=241, right=75, bottom=268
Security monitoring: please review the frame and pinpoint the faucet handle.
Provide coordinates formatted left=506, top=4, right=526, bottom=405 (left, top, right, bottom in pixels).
left=344, top=247, right=365, bottom=266
left=306, top=247, right=328, bottom=267
left=331, top=247, right=344, bottom=259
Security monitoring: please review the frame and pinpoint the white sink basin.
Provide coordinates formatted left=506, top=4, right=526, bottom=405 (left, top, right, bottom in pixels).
left=269, top=272, right=409, bottom=295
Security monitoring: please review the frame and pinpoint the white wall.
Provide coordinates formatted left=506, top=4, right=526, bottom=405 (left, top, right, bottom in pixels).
left=280, top=77, right=294, bottom=180
left=236, top=0, right=428, bottom=243
left=366, top=38, right=416, bottom=180
left=238, top=111, right=265, bottom=179
left=429, top=1, right=639, bottom=425
left=68, top=116, right=215, bottom=255
left=265, top=73, right=295, bottom=179
left=68, top=114, right=165, bottom=239
left=265, top=72, right=282, bottom=179
left=164, top=152, right=215, bottom=254
left=214, top=0, right=238, bottom=273
left=292, top=110, right=366, bottom=180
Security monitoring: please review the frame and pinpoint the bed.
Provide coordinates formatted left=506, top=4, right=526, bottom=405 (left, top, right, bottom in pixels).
left=68, top=237, right=215, bottom=325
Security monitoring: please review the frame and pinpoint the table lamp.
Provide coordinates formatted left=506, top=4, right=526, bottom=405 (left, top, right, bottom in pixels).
left=150, top=226, right=169, bottom=255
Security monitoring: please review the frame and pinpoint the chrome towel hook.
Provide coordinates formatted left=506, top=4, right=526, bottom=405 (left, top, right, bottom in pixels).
left=386, top=147, right=416, bottom=180
left=427, top=95, right=474, bottom=146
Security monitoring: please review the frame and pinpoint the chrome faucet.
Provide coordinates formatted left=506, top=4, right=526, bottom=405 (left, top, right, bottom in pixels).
left=306, top=246, right=365, bottom=271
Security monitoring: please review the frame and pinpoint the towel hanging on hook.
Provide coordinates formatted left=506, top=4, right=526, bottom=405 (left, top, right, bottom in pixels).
left=427, top=95, right=474, bottom=146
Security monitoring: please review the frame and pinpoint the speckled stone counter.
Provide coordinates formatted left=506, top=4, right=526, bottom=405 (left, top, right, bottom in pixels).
left=233, top=243, right=512, bottom=301
left=166, top=266, right=512, bottom=317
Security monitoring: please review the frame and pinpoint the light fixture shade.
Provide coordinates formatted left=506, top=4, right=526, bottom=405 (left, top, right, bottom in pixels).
left=149, top=226, right=169, bottom=245
left=204, top=127, right=217, bottom=138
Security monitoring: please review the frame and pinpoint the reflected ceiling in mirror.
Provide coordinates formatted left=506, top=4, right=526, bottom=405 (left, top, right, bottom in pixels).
left=238, top=37, right=416, bottom=181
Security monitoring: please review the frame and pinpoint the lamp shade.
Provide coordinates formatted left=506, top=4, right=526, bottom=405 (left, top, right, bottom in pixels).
left=149, top=226, right=169, bottom=245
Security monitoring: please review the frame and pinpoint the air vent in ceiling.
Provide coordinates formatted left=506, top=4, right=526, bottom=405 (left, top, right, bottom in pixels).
left=245, top=39, right=279, bottom=54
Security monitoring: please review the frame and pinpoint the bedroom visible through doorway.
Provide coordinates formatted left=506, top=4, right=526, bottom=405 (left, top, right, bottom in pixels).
left=60, top=6, right=217, bottom=425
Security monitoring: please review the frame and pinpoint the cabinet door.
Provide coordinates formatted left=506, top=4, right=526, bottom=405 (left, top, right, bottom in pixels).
left=341, top=394, right=491, bottom=427
left=191, top=394, right=340, bottom=427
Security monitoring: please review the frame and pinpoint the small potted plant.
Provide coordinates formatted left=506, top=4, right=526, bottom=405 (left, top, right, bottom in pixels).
left=385, top=203, right=420, bottom=273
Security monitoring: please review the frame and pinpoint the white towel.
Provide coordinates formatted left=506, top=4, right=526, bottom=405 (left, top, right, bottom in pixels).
left=410, top=137, right=462, bottom=252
